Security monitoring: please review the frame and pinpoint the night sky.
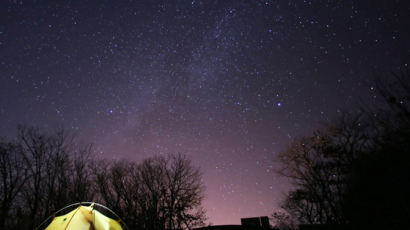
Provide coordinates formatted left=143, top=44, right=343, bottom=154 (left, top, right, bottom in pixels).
left=1, top=0, right=409, bottom=225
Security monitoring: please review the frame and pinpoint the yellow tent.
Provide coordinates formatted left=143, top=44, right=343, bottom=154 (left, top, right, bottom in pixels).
left=42, top=203, right=124, bottom=230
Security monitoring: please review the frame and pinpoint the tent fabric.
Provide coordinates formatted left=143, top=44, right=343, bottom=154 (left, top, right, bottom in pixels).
left=45, top=205, right=123, bottom=230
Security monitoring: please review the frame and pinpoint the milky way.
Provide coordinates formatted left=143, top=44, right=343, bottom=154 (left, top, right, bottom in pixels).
left=1, top=0, right=409, bottom=224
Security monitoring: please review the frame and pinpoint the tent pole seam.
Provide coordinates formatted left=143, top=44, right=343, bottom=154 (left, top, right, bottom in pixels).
left=64, top=206, right=81, bottom=230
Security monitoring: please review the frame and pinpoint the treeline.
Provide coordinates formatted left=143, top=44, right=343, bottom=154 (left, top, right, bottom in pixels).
left=273, top=71, right=410, bottom=230
left=0, top=127, right=206, bottom=230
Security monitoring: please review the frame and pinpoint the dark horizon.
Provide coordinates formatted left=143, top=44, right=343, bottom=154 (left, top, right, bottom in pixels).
left=1, top=0, right=410, bottom=225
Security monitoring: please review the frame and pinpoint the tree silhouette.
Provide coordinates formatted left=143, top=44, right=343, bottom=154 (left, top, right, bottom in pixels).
left=276, top=115, right=369, bottom=225
left=343, top=71, right=410, bottom=229
left=271, top=210, right=297, bottom=230
left=0, top=126, right=95, bottom=229
left=275, top=71, right=410, bottom=229
left=0, top=139, right=27, bottom=228
left=0, top=126, right=207, bottom=229
left=93, top=154, right=206, bottom=230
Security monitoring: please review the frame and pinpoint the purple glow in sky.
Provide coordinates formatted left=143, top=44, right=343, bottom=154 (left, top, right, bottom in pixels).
left=1, top=0, right=409, bottom=225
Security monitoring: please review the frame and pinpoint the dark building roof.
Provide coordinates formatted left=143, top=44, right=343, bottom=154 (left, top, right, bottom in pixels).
left=194, top=216, right=274, bottom=230
left=241, top=216, right=270, bottom=229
